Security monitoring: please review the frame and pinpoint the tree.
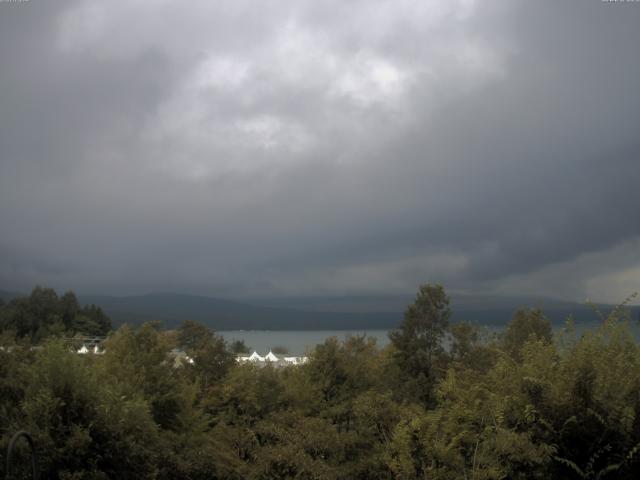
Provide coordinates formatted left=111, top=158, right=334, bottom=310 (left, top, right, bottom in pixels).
left=230, top=339, right=250, bottom=354
left=389, top=283, right=451, bottom=405
left=177, top=320, right=234, bottom=389
left=75, top=304, right=111, bottom=335
left=99, top=323, right=183, bottom=430
left=272, top=345, right=289, bottom=355
left=449, top=321, right=498, bottom=373
left=5, top=286, right=61, bottom=340
left=502, top=308, right=552, bottom=360
left=177, top=320, right=212, bottom=351
left=59, top=291, right=80, bottom=331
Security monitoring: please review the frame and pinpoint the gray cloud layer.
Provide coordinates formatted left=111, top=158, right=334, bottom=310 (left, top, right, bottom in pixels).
left=1, top=0, right=639, bottom=302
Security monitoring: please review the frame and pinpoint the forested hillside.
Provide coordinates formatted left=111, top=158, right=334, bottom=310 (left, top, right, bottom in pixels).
left=79, top=292, right=395, bottom=330
left=1, top=285, right=639, bottom=479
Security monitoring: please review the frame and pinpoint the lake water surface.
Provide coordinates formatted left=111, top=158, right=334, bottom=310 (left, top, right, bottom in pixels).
left=220, top=330, right=390, bottom=355
left=220, top=320, right=640, bottom=356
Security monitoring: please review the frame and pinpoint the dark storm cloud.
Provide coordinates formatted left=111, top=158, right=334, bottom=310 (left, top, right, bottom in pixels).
left=1, top=0, right=639, bottom=301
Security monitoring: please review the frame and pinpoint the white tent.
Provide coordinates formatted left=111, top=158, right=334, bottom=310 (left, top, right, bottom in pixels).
left=234, top=351, right=307, bottom=366
left=264, top=351, right=279, bottom=362
left=77, top=345, right=89, bottom=354
left=248, top=351, right=265, bottom=362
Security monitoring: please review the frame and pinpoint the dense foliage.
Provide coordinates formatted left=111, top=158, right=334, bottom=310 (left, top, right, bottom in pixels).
left=1, top=285, right=639, bottom=479
left=0, top=287, right=111, bottom=342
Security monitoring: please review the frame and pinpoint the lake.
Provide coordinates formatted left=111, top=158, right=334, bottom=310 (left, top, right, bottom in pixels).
left=220, top=320, right=640, bottom=356
left=220, top=330, right=390, bottom=355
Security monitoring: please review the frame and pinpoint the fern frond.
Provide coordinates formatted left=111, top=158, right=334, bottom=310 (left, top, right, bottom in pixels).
left=595, top=462, right=621, bottom=479
left=554, top=456, right=586, bottom=478
left=625, top=440, right=640, bottom=462
left=586, top=408, right=606, bottom=427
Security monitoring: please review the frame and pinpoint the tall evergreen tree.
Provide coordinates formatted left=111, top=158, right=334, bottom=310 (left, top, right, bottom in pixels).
left=389, top=283, right=451, bottom=405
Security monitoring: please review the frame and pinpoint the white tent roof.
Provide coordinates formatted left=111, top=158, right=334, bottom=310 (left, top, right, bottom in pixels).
left=235, top=352, right=307, bottom=366
left=248, top=351, right=265, bottom=362
left=265, top=351, right=279, bottom=362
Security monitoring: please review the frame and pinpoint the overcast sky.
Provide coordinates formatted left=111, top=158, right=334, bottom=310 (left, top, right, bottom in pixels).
left=1, top=0, right=639, bottom=302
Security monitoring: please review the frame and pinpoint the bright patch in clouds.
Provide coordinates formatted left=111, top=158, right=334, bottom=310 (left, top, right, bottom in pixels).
left=332, top=54, right=409, bottom=108
left=192, top=56, right=251, bottom=91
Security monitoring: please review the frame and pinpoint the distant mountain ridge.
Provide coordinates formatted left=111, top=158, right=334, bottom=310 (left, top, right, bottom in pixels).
left=2, top=289, right=638, bottom=330
left=246, top=293, right=640, bottom=326
left=78, top=292, right=396, bottom=330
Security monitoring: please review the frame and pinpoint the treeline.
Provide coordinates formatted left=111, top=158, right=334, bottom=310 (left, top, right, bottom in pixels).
left=0, top=286, right=111, bottom=342
left=1, top=284, right=639, bottom=479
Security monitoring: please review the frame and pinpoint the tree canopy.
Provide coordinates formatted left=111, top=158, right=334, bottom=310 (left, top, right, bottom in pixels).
left=0, top=286, right=111, bottom=342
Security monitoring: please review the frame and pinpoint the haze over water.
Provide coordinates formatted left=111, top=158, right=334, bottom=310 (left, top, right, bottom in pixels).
left=221, top=321, right=640, bottom=356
